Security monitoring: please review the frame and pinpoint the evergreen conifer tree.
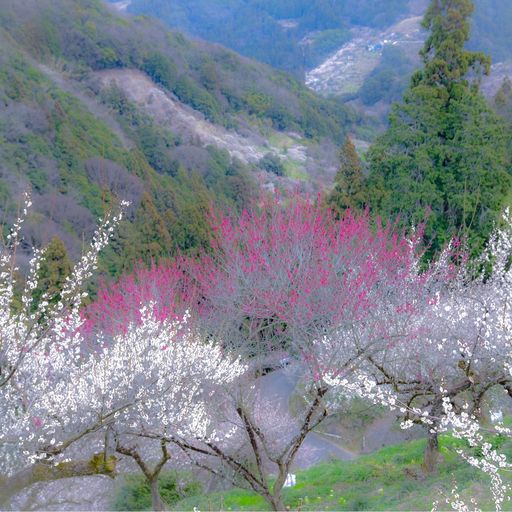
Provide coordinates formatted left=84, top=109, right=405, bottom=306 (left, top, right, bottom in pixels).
left=366, top=0, right=511, bottom=253
left=32, top=236, right=72, bottom=308
left=328, top=137, right=367, bottom=213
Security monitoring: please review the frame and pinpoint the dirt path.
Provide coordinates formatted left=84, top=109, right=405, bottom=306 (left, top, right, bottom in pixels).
left=257, top=370, right=357, bottom=469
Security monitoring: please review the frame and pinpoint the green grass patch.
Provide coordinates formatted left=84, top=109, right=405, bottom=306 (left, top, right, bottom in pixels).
left=283, top=159, right=308, bottom=181
left=113, top=471, right=201, bottom=511
left=165, top=435, right=512, bottom=511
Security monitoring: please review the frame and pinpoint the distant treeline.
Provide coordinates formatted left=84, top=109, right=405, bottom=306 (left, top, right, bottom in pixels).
left=125, top=0, right=410, bottom=77
left=123, top=0, right=512, bottom=78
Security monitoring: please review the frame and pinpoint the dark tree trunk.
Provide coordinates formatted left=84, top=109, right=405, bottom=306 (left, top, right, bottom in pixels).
left=268, top=468, right=287, bottom=511
left=423, top=395, right=445, bottom=473
left=115, top=438, right=171, bottom=511
left=423, top=430, right=439, bottom=473
left=265, top=493, right=285, bottom=512
left=149, top=478, right=168, bottom=511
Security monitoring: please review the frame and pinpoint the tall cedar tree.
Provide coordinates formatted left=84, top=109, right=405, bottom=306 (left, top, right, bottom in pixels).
left=32, top=236, right=72, bottom=309
left=366, top=0, right=511, bottom=254
left=328, top=137, right=367, bottom=213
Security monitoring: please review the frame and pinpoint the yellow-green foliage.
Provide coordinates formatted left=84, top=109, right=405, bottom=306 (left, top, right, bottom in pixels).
left=89, top=453, right=117, bottom=475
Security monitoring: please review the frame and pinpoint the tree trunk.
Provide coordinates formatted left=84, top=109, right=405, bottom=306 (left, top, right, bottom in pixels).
left=0, top=456, right=116, bottom=507
left=266, top=493, right=285, bottom=512
left=149, top=478, right=168, bottom=512
left=423, top=430, right=439, bottom=473
left=268, top=470, right=287, bottom=511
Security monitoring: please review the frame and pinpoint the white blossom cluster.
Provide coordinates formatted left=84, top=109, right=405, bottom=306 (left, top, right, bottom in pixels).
left=0, top=196, right=127, bottom=473
left=320, top=211, right=512, bottom=511
left=429, top=212, right=512, bottom=510
left=425, top=397, right=511, bottom=512
left=0, top=195, right=127, bottom=386
left=7, top=307, right=244, bottom=465
left=1, top=198, right=246, bottom=480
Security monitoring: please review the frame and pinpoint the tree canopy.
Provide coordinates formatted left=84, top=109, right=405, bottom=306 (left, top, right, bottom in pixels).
left=364, top=0, right=511, bottom=254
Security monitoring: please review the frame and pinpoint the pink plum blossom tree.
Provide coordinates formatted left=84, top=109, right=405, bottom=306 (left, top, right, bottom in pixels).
left=92, top=197, right=432, bottom=510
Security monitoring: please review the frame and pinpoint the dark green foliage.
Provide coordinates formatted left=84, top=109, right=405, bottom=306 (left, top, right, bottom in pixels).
left=113, top=472, right=201, bottom=511
left=31, top=237, right=72, bottom=309
left=328, top=138, right=368, bottom=212
left=173, top=75, right=221, bottom=122
left=122, top=0, right=512, bottom=79
left=0, top=52, right=125, bottom=221
left=0, top=48, right=248, bottom=278
left=359, top=47, right=416, bottom=106
left=366, top=0, right=511, bottom=255
left=259, top=153, right=285, bottom=176
left=417, top=0, right=490, bottom=89
left=100, top=85, right=181, bottom=175
left=142, top=52, right=178, bottom=90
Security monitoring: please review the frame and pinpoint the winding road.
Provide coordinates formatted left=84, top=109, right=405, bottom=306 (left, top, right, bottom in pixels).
left=256, top=369, right=356, bottom=469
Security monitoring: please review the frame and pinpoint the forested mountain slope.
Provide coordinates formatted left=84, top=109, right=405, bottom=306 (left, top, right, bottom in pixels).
left=0, top=0, right=356, bottom=274
left=121, top=0, right=512, bottom=78
left=121, top=0, right=410, bottom=77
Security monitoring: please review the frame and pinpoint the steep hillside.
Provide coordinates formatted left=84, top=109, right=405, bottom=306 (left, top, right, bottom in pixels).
left=0, top=0, right=356, bottom=274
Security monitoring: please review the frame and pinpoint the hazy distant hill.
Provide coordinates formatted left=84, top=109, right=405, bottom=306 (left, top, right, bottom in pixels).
left=122, top=0, right=512, bottom=79
left=122, top=0, right=410, bottom=77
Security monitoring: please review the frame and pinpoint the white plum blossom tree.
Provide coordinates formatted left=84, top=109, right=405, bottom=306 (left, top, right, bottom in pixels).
left=0, top=197, right=246, bottom=511
left=84, top=308, right=246, bottom=511
left=428, top=211, right=512, bottom=511
left=0, top=194, right=127, bottom=504
left=357, top=211, right=512, bottom=509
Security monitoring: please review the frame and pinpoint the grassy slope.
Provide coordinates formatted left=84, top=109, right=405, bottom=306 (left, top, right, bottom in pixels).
left=114, top=435, right=512, bottom=511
